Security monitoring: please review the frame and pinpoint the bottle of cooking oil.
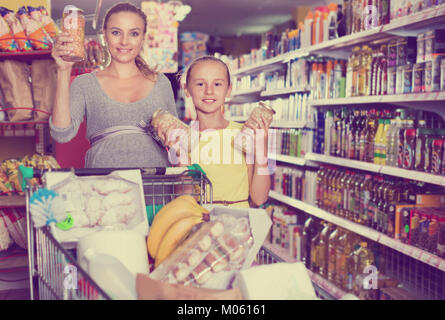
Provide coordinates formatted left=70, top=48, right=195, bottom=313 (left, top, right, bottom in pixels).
left=355, top=242, right=375, bottom=291
left=351, top=46, right=361, bottom=96
left=310, top=221, right=325, bottom=273
left=327, top=227, right=341, bottom=282
left=345, top=243, right=361, bottom=292
left=358, top=45, right=372, bottom=96
left=319, top=223, right=336, bottom=277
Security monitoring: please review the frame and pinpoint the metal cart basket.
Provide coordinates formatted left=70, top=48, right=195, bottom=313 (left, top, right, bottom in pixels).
left=25, top=167, right=212, bottom=300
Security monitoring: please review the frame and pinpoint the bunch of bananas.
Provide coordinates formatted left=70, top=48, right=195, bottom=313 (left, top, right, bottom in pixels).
left=147, top=195, right=210, bottom=267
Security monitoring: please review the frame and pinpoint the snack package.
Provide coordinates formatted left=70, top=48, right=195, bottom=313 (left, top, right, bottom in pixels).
left=0, top=207, right=27, bottom=249
left=0, top=214, right=12, bottom=251
left=0, top=14, right=18, bottom=52
left=43, top=170, right=148, bottom=244
left=0, top=7, right=32, bottom=51
left=1, top=158, right=22, bottom=193
left=27, top=6, right=59, bottom=39
left=0, top=166, right=13, bottom=194
left=150, top=206, right=272, bottom=290
left=16, top=6, right=50, bottom=50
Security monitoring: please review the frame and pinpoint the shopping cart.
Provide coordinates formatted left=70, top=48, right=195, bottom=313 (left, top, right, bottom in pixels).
left=24, top=166, right=213, bottom=300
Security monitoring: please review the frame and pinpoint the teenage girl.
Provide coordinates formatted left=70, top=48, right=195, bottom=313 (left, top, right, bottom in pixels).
left=173, top=55, right=271, bottom=208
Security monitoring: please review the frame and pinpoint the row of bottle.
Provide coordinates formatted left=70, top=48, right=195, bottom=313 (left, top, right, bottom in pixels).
left=270, top=128, right=314, bottom=159
left=317, top=108, right=445, bottom=175
left=302, top=218, right=377, bottom=293
left=315, top=164, right=445, bottom=235
left=271, top=166, right=317, bottom=205
left=227, top=93, right=312, bottom=124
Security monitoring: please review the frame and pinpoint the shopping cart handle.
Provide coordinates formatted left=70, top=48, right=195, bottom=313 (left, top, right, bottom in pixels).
left=186, top=164, right=206, bottom=178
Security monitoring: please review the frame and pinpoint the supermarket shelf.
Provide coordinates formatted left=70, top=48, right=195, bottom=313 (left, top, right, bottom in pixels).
left=305, top=153, right=382, bottom=174
left=0, top=49, right=52, bottom=60
left=309, top=92, right=445, bottom=107
left=231, top=3, right=445, bottom=76
left=228, top=87, right=264, bottom=104
left=306, top=269, right=347, bottom=300
left=0, top=195, right=26, bottom=208
left=270, top=120, right=312, bottom=128
left=269, top=190, right=381, bottom=242
left=268, top=190, right=445, bottom=272
left=272, top=154, right=306, bottom=166
left=231, top=50, right=304, bottom=76
left=226, top=118, right=312, bottom=128
left=261, top=241, right=347, bottom=300
left=0, top=121, right=48, bottom=126
left=260, top=87, right=309, bottom=98
left=305, top=153, right=445, bottom=187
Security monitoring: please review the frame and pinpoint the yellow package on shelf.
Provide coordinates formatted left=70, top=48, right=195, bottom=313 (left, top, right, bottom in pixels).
left=0, top=0, right=51, bottom=13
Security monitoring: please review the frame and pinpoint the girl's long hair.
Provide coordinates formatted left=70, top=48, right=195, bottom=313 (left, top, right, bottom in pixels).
left=102, top=2, right=157, bottom=79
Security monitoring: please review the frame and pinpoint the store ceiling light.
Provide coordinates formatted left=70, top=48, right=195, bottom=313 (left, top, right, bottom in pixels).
left=167, top=0, right=191, bottom=21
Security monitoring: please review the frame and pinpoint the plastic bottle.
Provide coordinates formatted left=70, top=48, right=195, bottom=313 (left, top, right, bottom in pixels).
left=352, top=46, right=362, bottom=97
left=327, top=228, right=341, bottom=282
left=402, top=119, right=417, bottom=170
left=380, top=118, right=391, bottom=165
left=319, top=223, right=335, bottom=277
left=81, top=249, right=137, bottom=300
left=374, top=118, right=385, bottom=164
left=328, top=3, right=338, bottom=40
left=385, top=116, right=398, bottom=166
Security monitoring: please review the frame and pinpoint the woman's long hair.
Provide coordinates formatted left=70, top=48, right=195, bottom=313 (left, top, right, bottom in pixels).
left=102, top=2, right=157, bottom=80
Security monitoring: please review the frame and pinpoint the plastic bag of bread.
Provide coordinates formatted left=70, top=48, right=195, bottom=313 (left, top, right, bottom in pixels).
left=149, top=214, right=254, bottom=290
left=0, top=59, right=34, bottom=121
left=31, top=58, right=58, bottom=120
left=0, top=7, right=32, bottom=51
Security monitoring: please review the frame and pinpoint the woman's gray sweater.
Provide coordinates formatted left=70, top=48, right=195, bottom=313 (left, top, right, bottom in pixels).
left=49, top=71, right=177, bottom=168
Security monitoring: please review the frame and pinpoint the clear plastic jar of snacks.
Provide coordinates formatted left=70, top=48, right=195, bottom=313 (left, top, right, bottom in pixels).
left=150, top=109, right=191, bottom=152
left=61, top=5, right=85, bottom=62
left=234, top=101, right=275, bottom=154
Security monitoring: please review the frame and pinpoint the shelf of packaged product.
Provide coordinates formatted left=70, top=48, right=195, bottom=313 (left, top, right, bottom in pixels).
left=309, top=91, right=445, bottom=106
left=231, top=50, right=307, bottom=77
left=305, top=152, right=382, bottom=174
left=268, top=190, right=445, bottom=272
left=231, top=3, right=445, bottom=77
left=0, top=49, right=52, bottom=61
left=227, top=118, right=312, bottom=129
left=305, top=152, right=445, bottom=187
left=260, top=241, right=347, bottom=300
left=260, top=87, right=310, bottom=98
left=0, top=195, right=26, bottom=208
left=228, top=87, right=264, bottom=104
left=269, top=121, right=313, bottom=128
left=271, top=154, right=307, bottom=166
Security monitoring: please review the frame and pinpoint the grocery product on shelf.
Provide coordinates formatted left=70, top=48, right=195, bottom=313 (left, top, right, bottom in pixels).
left=16, top=6, right=51, bottom=50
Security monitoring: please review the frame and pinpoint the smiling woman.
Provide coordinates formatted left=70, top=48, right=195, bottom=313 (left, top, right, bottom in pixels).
left=49, top=2, right=178, bottom=168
